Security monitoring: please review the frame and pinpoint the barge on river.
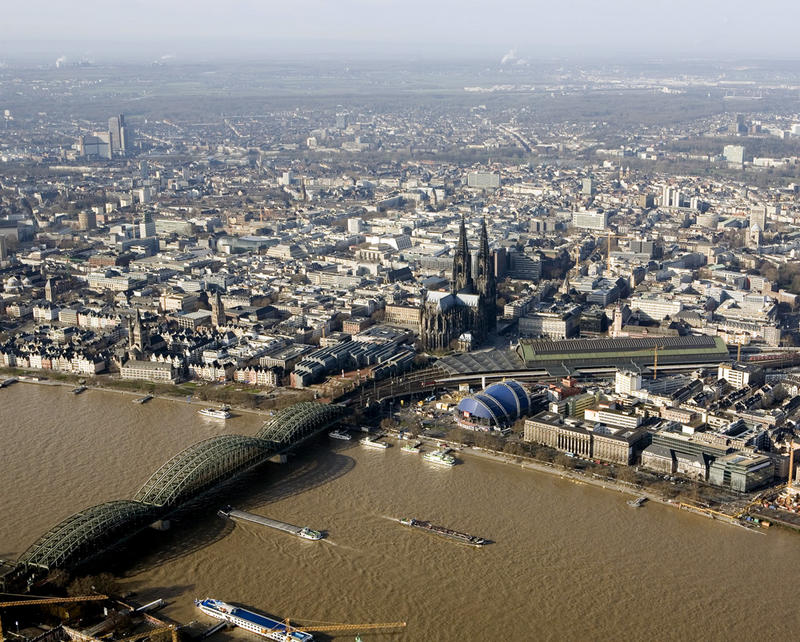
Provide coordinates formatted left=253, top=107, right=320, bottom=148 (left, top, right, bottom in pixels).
left=218, top=506, right=322, bottom=540
left=399, top=517, right=487, bottom=547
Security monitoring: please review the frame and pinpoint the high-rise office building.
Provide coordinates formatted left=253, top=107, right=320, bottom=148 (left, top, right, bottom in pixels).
left=139, top=211, right=156, bottom=238
left=750, top=205, right=767, bottom=231
left=347, top=218, right=364, bottom=234
left=638, top=194, right=655, bottom=209
left=723, top=144, right=745, bottom=165
left=661, top=185, right=682, bottom=208
left=80, top=132, right=111, bottom=159
left=78, top=210, right=96, bottom=230
left=109, top=114, right=126, bottom=155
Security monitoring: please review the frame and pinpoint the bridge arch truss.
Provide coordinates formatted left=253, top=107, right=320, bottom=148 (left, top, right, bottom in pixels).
left=133, top=435, right=272, bottom=508
left=256, top=402, right=346, bottom=448
left=18, top=402, right=349, bottom=571
left=18, top=500, right=161, bottom=570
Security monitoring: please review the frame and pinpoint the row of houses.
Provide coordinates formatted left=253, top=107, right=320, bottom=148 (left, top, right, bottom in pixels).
left=0, top=346, right=107, bottom=375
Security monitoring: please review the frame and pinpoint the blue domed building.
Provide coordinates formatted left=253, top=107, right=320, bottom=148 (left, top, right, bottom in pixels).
left=456, top=380, right=530, bottom=431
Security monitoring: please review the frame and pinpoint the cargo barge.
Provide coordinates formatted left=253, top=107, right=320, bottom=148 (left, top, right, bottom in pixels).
left=399, top=517, right=487, bottom=546
left=218, top=506, right=323, bottom=540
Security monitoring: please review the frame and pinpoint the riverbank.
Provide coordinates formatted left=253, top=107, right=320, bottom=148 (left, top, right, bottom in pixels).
left=0, top=366, right=314, bottom=413
left=3, top=372, right=771, bottom=533
left=396, top=431, right=766, bottom=534
left=6, top=372, right=271, bottom=418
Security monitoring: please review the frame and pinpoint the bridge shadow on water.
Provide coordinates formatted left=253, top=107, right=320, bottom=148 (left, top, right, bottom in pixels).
left=112, top=440, right=356, bottom=577
left=237, top=445, right=356, bottom=510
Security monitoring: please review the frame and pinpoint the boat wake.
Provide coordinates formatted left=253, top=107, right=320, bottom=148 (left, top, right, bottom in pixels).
left=321, top=539, right=358, bottom=552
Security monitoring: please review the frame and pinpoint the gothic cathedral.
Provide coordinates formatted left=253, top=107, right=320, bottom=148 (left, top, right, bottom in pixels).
left=419, top=217, right=496, bottom=351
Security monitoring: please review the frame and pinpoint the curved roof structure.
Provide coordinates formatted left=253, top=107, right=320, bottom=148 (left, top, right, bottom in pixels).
left=484, top=381, right=530, bottom=417
left=18, top=500, right=160, bottom=570
left=457, top=380, right=530, bottom=426
left=134, top=435, right=272, bottom=507
left=257, top=402, right=346, bottom=447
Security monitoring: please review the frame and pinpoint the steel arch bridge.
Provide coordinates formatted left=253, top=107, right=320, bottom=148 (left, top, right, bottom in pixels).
left=256, top=402, right=347, bottom=447
left=18, top=402, right=348, bottom=571
left=18, top=500, right=161, bottom=569
left=133, top=435, right=272, bottom=507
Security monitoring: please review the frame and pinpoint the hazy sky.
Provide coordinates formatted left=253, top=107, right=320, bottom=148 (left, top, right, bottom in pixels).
left=3, top=0, right=799, bottom=62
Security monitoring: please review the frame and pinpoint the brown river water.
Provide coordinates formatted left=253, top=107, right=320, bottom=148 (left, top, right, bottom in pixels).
left=2, top=383, right=800, bottom=641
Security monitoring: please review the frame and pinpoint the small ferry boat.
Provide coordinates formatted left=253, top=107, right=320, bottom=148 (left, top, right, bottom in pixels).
left=422, top=450, right=456, bottom=466
left=298, top=527, right=323, bottom=540
left=360, top=436, right=389, bottom=449
left=133, top=394, right=154, bottom=404
left=328, top=429, right=351, bottom=441
left=71, top=385, right=87, bottom=395
left=199, top=405, right=232, bottom=419
left=195, top=598, right=313, bottom=641
left=399, top=518, right=487, bottom=547
left=401, top=441, right=422, bottom=454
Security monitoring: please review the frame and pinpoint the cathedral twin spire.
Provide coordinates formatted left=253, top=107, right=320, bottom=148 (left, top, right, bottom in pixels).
left=452, top=215, right=492, bottom=295
left=452, top=214, right=472, bottom=293
left=420, top=216, right=496, bottom=351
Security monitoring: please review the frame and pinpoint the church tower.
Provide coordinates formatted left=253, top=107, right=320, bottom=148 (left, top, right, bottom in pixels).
left=211, top=290, right=226, bottom=328
left=474, top=218, right=496, bottom=331
left=452, top=215, right=472, bottom=292
left=127, top=309, right=150, bottom=359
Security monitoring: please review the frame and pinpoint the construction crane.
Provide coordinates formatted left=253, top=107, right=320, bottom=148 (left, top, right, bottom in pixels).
left=0, top=595, right=107, bottom=642
left=603, top=232, right=637, bottom=271
left=732, top=336, right=746, bottom=362
left=283, top=618, right=406, bottom=638
left=652, top=345, right=665, bottom=380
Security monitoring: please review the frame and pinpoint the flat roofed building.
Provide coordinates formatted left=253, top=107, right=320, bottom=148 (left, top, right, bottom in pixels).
left=87, top=272, right=147, bottom=292
left=571, top=210, right=608, bottom=231
left=466, top=171, right=500, bottom=189
left=177, top=310, right=212, bottom=330
left=525, top=412, right=592, bottom=458
left=583, top=408, right=642, bottom=430
left=259, top=344, right=314, bottom=370
left=385, top=304, right=421, bottom=331
left=718, top=362, right=764, bottom=389
left=708, top=452, right=774, bottom=492
left=524, top=411, right=647, bottom=464
left=519, top=308, right=580, bottom=340
left=120, top=359, right=177, bottom=383
left=629, top=294, right=683, bottom=321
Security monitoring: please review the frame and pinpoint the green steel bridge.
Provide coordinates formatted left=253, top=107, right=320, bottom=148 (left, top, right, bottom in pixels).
left=17, top=402, right=346, bottom=571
